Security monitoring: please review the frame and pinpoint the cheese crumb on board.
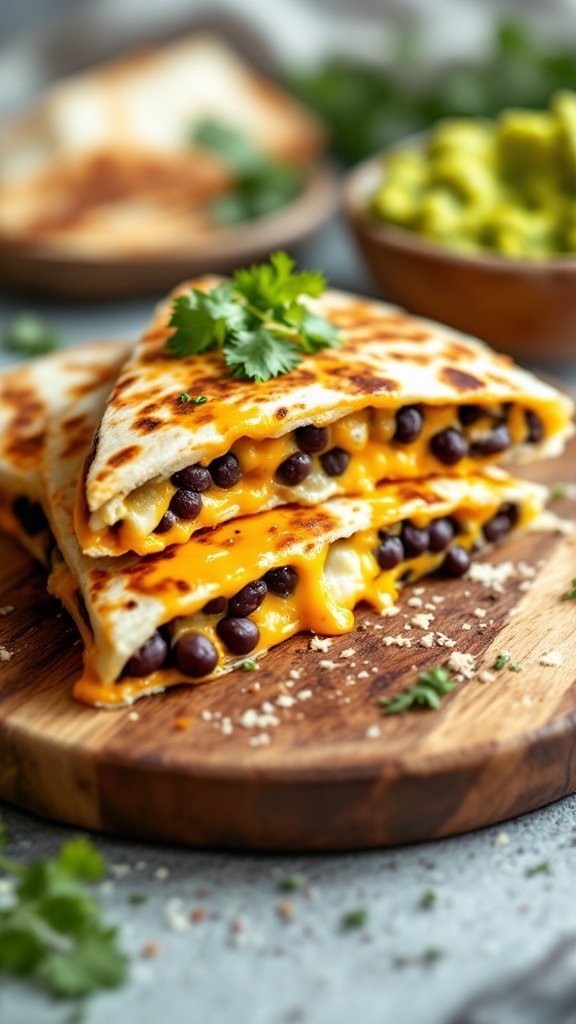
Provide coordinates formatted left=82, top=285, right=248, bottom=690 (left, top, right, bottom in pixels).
left=0, top=647, right=12, bottom=662
left=365, top=724, right=382, bottom=740
left=479, top=670, right=496, bottom=684
left=309, top=636, right=332, bottom=653
left=411, top=612, right=435, bottom=630
left=468, top=560, right=515, bottom=592
left=447, top=651, right=477, bottom=679
left=539, top=650, right=564, bottom=667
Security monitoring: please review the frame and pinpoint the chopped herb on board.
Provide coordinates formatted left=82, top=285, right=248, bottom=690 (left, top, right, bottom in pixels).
left=166, top=251, right=341, bottom=382
left=340, top=907, right=368, bottom=931
left=380, top=666, right=457, bottom=715
left=4, top=313, right=62, bottom=357
left=278, top=873, right=306, bottom=893
left=419, top=889, right=438, bottom=910
left=562, top=579, right=576, bottom=600
left=0, top=827, right=128, bottom=999
left=492, top=652, right=522, bottom=671
left=241, top=660, right=258, bottom=672
left=191, top=119, right=304, bottom=225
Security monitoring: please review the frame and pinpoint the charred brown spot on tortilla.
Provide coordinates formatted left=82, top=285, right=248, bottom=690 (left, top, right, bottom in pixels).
left=61, top=426, right=95, bottom=460
left=110, top=374, right=138, bottom=399
left=135, top=416, right=162, bottom=432
left=5, top=434, right=44, bottom=469
left=106, top=444, right=141, bottom=468
left=276, top=407, right=288, bottom=419
left=61, top=414, right=85, bottom=432
left=327, top=368, right=399, bottom=395
left=441, top=367, right=484, bottom=392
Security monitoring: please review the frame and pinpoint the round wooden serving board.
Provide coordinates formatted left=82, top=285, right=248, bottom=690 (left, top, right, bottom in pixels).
left=0, top=446, right=575, bottom=851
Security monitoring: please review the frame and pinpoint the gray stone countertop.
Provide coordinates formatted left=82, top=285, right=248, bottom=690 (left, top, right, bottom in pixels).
left=1, top=217, right=576, bottom=1024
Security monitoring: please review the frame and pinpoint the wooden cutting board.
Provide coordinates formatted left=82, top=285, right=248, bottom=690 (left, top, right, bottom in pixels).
left=0, top=444, right=575, bottom=851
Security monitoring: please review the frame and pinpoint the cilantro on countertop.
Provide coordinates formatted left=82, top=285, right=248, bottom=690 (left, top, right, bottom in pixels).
left=492, top=652, right=522, bottom=672
left=278, top=873, right=306, bottom=894
left=562, top=578, right=576, bottom=600
left=192, top=119, right=304, bottom=225
left=340, top=907, right=369, bottom=931
left=380, top=666, right=457, bottom=715
left=0, top=828, right=128, bottom=999
left=419, top=889, right=439, bottom=910
left=166, top=251, right=341, bottom=382
left=4, top=313, right=62, bottom=357
left=525, top=861, right=552, bottom=877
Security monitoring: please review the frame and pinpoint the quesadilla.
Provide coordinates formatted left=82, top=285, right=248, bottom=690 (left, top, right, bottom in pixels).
left=0, top=340, right=130, bottom=564
left=0, top=35, right=324, bottom=256
left=42, top=369, right=545, bottom=706
left=76, top=281, right=573, bottom=558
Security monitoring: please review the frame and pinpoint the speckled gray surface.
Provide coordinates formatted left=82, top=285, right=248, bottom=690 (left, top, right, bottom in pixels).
left=1, top=218, right=576, bottom=1024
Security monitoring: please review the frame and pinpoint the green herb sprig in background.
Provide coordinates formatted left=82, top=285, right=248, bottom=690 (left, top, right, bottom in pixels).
left=0, top=825, right=127, bottom=1000
left=4, top=314, right=62, bottom=357
left=380, top=666, right=457, bottom=715
left=192, top=119, right=304, bottom=225
left=562, top=578, right=576, bottom=600
left=166, top=251, right=341, bottom=382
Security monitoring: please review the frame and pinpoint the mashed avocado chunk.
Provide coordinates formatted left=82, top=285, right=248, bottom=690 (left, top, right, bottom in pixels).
left=370, top=91, right=576, bottom=258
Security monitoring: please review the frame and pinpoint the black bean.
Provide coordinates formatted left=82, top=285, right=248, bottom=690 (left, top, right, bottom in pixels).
left=174, top=632, right=218, bottom=677
left=430, top=427, right=469, bottom=465
left=320, top=447, right=350, bottom=477
left=400, top=521, right=430, bottom=558
left=442, top=545, right=471, bottom=577
left=526, top=410, right=544, bottom=444
left=203, top=596, right=228, bottom=615
left=483, top=513, right=513, bottom=544
left=428, top=517, right=456, bottom=552
left=470, top=423, right=511, bottom=457
left=458, top=404, right=483, bottom=426
left=171, top=464, right=212, bottom=491
left=154, top=510, right=177, bottom=534
left=376, top=535, right=405, bottom=570
left=169, top=488, right=202, bottom=520
left=12, top=496, right=48, bottom=536
left=264, top=566, right=298, bottom=597
left=209, top=452, right=242, bottom=488
left=276, top=452, right=312, bottom=486
left=499, top=502, right=520, bottom=527
left=393, top=405, right=424, bottom=444
left=216, top=616, right=260, bottom=655
left=124, top=631, right=169, bottom=676
left=228, top=579, right=267, bottom=617
left=295, top=424, right=328, bottom=454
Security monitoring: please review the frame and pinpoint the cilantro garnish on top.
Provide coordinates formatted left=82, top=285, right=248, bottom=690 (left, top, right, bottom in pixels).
left=166, top=251, right=341, bottom=382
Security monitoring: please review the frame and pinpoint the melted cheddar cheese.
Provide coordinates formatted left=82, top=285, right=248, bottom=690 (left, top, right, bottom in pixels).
left=57, top=480, right=543, bottom=708
left=77, top=400, right=553, bottom=557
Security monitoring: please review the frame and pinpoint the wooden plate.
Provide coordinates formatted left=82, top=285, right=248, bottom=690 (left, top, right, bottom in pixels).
left=0, top=444, right=575, bottom=851
left=0, top=164, right=338, bottom=300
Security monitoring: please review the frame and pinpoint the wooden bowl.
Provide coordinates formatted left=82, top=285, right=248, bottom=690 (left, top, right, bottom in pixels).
left=0, top=163, right=338, bottom=300
left=344, top=153, right=576, bottom=361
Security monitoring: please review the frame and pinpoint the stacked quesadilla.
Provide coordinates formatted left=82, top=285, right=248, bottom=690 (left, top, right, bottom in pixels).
left=0, top=274, right=572, bottom=707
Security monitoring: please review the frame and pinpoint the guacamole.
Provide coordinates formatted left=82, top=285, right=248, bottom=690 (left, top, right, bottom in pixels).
left=370, top=91, right=576, bottom=258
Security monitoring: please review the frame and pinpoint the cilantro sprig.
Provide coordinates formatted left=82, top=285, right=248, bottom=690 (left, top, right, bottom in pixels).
left=0, top=827, right=127, bottom=1000
left=4, top=313, right=62, bottom=357
left=166, top=251, right=341, bottom=382
left=192, top=119, right=303, bottom=225
left=562, top=578, right=576, bottom=601
left=380, top=666, right=457, bottom=715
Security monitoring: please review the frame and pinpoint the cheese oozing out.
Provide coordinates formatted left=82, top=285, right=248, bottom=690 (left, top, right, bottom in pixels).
left=57, top=484, right=542, bottom=708
left=79, top=399, right=559, bottom=558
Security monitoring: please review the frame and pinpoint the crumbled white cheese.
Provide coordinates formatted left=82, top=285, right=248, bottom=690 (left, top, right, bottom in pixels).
left=289, top=668, right=302, bottom=680
left=539, top=650, right=564, bottom=667
left=0, top=647, right=12, bottom=662
left=493, top=831, right=510, bottom=847
left=479, top=670, right=496, bottom=684
left=154, top=867, right=170, bottom=881
left=380, top=605, right=400, bottom=617
left=365, top=724, right=381, bottom=740
left=341, top=648, right=356, bottom=658
left=447, top=651, right=477, bottom=679
left=276, top=694, right=296, bottom=709
left=461, top=623, right=472, bottom=631
left=406, top=597, right=423, bottom=608
left=436, top=633, right=457, bottom=649
left=357, top=670, right=370, bottom=679
left=309, top=636, right=332, bottom=653
left=297, top=689, right=313, bottom=701
left=0, top=605, right=14, bottom=616
left=473, top=607, right=487, bottom=619
left=249, top=732, right=270, bottom=747
left=411, top=613, right=435, bottom=630
left=419, top=633, right=436, bottom=649
left=319, top=660, right=339, bottom=670
left=239, top=708, right=279, bottom=729
left=468, top=560, right=516, bottom=592
left=128, top=711, right=140, bottom=721
left=165, top=898, right=189, bottom=933
left=383, top=634, right=412, bottom=648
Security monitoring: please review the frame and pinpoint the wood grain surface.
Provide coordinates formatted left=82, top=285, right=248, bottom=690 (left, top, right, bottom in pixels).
left=0, top=444, right=575, bottom=851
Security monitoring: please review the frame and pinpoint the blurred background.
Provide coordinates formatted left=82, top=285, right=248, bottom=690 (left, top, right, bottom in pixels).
left=3, top=0, right=576, bottom=371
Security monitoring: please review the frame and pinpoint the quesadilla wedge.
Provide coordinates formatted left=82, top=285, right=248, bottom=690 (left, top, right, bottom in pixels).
left=43, top=370, right=546, bottom=706
left=76, top=281, right=573, bottom=559
left=0, top=340, right=130, bottom=564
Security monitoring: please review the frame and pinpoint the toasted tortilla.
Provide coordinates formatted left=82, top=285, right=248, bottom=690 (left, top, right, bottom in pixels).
left=76, top=280, right=573, bottom=558
left=42, top=370, right=545, bottom=707
left=0, top=340, right=130, bottom=563
left=0, top=35, right=324, bottom=254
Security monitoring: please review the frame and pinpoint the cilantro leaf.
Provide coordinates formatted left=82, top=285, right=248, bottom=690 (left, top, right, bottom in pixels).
left=167, top=283, right=247, bottom=357
left=192, top=119, right=304, bottom=225
left=4, top=313, right=62, bottom=357
left=562, top=578, right=576, bottom=600
left=0, top=828, right=128, bottom=1001
left=380, top=666, right=457, bottom=715
left=224, top=328, right=302, bottom=382
left=165, top=252, right=340, bottom=381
